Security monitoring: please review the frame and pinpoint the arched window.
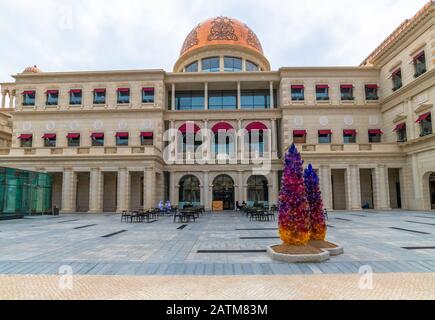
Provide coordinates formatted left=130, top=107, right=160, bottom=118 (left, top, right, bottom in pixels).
left=247, top=175, right=269, bottom=207
left=212, top=175, right=235, bottom=210
left=179, top=175, right=201, bottom=207
left=212, top=122, right=235, bottom=157
left=246, top=122, right=268, bottom=156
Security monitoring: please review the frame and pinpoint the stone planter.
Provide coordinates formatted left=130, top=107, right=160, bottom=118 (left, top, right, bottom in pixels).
left=267, top=245, right=330, bottom=263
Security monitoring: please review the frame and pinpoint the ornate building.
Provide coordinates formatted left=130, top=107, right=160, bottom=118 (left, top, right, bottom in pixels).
left=1, top=2, right=434, bottom=214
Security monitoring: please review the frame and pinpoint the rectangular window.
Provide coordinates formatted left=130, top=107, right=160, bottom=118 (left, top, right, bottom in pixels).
left=316, top=85, right=329, bottom=101
left=246, top=60, right=259, bottom=72
left=291, top=85, right=305, bottom=101
left=224, top=56, right=242, bottom=72
left=392, top=69, right=402, bottom=91
left=343, top=130, right=357, bottom=143
left=340, top=85, right=354, bottom=101
left=368, top=129, right=383, bottom=143
left=202, top=57, right=220, bottom=72
left=241, top=90, right=273, bottom=109
left=22, top=91, right=36, bottom=106
left=318, top=130, right=332, bottom=144
left=116, top=132, right=129, bottom=146
left=46, top=90, right=59, bottom=105
left=293, top=130, right=307, bottom=144
left=365, top=85, right=379, bottom=100
left=140, top=132, right=154, bottom=146
left=117, top=88, right=130, bottom=104
left=91, top=133, right=104, bottom=146
left=394, top=123, right=407, bottom=143
left=43, top=134, right=56, bottom=147
left=69, top=90, right=82, bottom=105
left=175, top=91, right=204, bottom=110
left=67, top=133, right=80, bottom=147
left=93, top=89, right=106, bottom=104
left=19, top=134, right=33, bottom=148
left=416, top=113, right=432, bottom=137
left=413, top=51, right=426, bottom=78
left=185, top=61, right=198, bottom=72
left=142, top=88, right=155, bottom=103
left=208, top=90, right=237, bottom=110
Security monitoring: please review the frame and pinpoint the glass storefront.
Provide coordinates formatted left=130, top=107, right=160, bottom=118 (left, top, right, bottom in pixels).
left=0, top=167, right=52, bottom=216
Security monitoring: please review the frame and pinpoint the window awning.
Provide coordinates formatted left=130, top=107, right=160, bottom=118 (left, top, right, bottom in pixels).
left=415, top=112, right=431, bottom=123
left=393, top=123, right=406, bottom=132
left=246, top=121, right=268, bottom=132
left=343, top=129, right=357, bottom=136
left=93, top=89, right=106, bottom=93
left=212, top=122, right=234, bottom=133
left=67, top=133, right=80, bottom=139
left=42, top=133, right=56, bottom=139
left=142, top=87, right=155, bottom=92
left=179, top=123, right=201, bottom=134
left=117, top=88, right=130, bottom=92
left=340, top=85, right=354, bottom=89
left=140, top=132, right=154, bottom=138
left=365, top=84, right=379, bottom=89
left=318, top=130, right=332, bottom=135
left=46, top=90, right=59, bottom=94
left=368, top=129, right=383, bottom=135
left=22, top=91, right=35, bottom=95
left=18, top=134, right=33, bottom=140
left=413, top=51, right=425, bottom=61
left=316, top=85, right=329, bottom=89
left=392, top=69, right=401, bottom=76
left=293, top=130, right=307, bottom=136
left=291, top=85, right=304, bottom=89
left=91, top=133, right=104, bottom=139
left=69, top=89, right=82, bottom=94
left=115, top=132, right=129, bottom=138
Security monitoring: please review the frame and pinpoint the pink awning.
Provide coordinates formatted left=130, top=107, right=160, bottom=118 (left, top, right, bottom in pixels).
left=368, top=129, right=383, bottom=135
left=140, top=132, right=154, bottom=138
left=365, top=84, right=379, bottom=89
left=46, top=90, right=59, bottom=95
left=142, top=87, right=155, bottom=92
left=415, top=112, right=431, bottom=123
left=67, top=133, right=80, bottom=139
left=318, top=130, right=332, bottom=135
left=42, top=133, right=56, bottom=139
left=246, top=122, right=268, bottom=132
left=22, top=91, right=35, bottom=95
left=91, top=133, right=104, bottom=139
left=340, top=85, right=354, bottom=89
left=392, top=69, right=401, bottom=76
left=69, top=89, right=82, bottom=94
left=18, top=134, right=33, bottom=140
left=211, top=122, right=234, bottom=133
left=293, top=130, right=307, bottom=136
left=393, top=123, right=406, bottom=132
left=117, top=88, right=130, bottom=92
left=316, top=85, right=329, bottom=89
left=291, top=85, right=304, bottom=89
left=115, top=132, right=129, bottom=138
left=178, top=123, right=201, bottom=134
left=343, top=129, right=357, bottom=136
left=93, top=89, right=106, bottom=93
left=413, top=51, right=425, bottom=61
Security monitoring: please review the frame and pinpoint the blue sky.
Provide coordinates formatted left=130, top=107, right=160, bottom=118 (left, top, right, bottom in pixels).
left=0, top=0, right=429, bottom=82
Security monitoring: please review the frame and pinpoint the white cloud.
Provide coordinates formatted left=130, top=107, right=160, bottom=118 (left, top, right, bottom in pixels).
left=0, top=0, right=429, bottom=84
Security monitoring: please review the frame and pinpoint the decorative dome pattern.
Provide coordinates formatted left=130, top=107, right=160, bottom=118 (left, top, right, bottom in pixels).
left=23, top=65, right=42, bottom=74
left=180, top=16, right=264, bottom=57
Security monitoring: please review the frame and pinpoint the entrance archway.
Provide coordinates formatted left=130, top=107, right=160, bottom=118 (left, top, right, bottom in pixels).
left=430, top=173, right=435, bottom=210
left=179, top=175, right=201, bottom=208
left=213, top=175, right=235, bottom=210
left=247, top=175, right=269, bottom=208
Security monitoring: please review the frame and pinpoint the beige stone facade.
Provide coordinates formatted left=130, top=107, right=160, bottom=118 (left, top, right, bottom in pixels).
left=1, top=3, right=435, bottom=213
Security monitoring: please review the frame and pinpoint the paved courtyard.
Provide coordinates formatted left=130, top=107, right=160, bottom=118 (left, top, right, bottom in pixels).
left=1, top=210, right=435, bottom=276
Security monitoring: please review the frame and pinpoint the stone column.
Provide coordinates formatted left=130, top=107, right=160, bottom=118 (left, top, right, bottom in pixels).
left=169, top=172, right=177, bottom=206
left=270, top=170, right=279, bottom=206
left=237, top=82, right=241, bottom=110
left=204, top=82, right=208, bottom=110
left=406, top=99, right=416, bottom=140
left=8, top=91, right=15, bottom=109
left=203, top=171, right=210, bottom=210
left=347, top=165, right=362, bottom=210
left=271, top=119, right=278, bottom=158
left=117, top=168, right=130, bottom=212
left=237, top=170, right=244, bottom=203
left=61, top=168, right=76, bottom=213
left=171, top=84, right=176, bottom=111
left=144, top=167, right=156, bottom=209
left=1, top=91, right=6, bottom=109
left=373, top=164, right=391, bottom=210
left=320, top=165, right=332, bottom=211
left=89, top=168, right=103, bottom=213
left=270, top=81, right=274, bottom=108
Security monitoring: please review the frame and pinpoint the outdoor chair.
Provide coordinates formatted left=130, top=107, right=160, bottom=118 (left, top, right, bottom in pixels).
left=121, top=210, right=131, bottom=222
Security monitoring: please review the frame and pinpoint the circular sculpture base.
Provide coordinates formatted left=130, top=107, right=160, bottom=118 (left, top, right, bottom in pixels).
left=267, top=245, right=330, bottom=263
left=309, top=240, right=344, bottom=256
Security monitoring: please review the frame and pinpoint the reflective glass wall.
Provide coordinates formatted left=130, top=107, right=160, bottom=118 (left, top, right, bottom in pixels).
left=0, top=167, right=52, bottom=216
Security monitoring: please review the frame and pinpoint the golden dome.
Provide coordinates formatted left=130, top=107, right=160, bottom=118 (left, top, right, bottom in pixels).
left=180, top=16, right=264, bottom=57
left=23, top=65, right=42, bottom=74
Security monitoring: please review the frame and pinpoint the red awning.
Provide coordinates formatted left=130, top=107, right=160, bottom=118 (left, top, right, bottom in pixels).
left=42, top=133, right=56, bottom=139
left=67, top=133, right=80, bottom=139
left=69, top=89, right=82, bottom=94
left=246, top=122, right=268, bottom=132
left=316, top=85, right=329, bottom=89
left=115, top=132, right=129, bottom=138
left=142, top=87, right=155, bottom=92
left=46, top=90, right=58, bottom=94
left=291, top=85, right=304, bottom=89
left=18, top=134, right=32, bottom=140
left=93, top=89, right=106, bottom=93
left=343, top=129, right=357, bottom=136
left=91, top=133, right=104, bottom=139
left=365, top=84, right=379, bottom=89
left=140, top=132, right=154, bottom=138
left=340, top=85, right=354, bottom=89
left=211, top=122, right=234, bottom=133
left=117, top=88, right=130, bottom=92
left=392, top=69, right=401, bottom=76
left=368, top=129, right=383, bottom=135
left=293, top=130, right=307, bottom=136
left=318, top=130, right=332, bottom=135
left=179, top=123, right=201, bottom=134
left=393, top=123, right=406, bottom=131
left=415, top=112, right=431, bottom=123
left=22, top=91, right=35, bottom=95
left=413, top=51, right=425, bottom=61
